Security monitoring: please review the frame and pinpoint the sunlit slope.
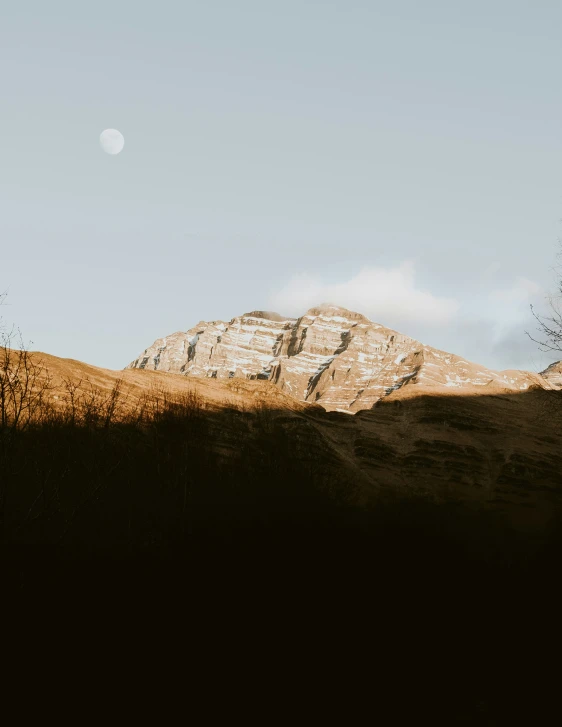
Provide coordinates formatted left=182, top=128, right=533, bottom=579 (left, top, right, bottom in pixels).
left=19, top=349, right=559, bottom=526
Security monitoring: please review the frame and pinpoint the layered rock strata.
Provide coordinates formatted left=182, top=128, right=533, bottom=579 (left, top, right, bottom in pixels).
left=541, top=361, right=562, bottom=388
left=128, top=305, right=548, bottom=413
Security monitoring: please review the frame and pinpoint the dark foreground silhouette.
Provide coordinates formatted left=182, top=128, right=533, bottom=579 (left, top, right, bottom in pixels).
left=1, top=378, right=561, bottom=723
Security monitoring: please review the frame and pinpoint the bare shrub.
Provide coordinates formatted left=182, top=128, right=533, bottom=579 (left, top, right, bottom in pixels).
left=527, top=246, right=562, bottom=356
left=526, top=248, right=562, bottom=424
left=251, top=399, right=278, bottom=434
left=134, top=382, right=203, bottom=426
left=0, top=324, right=53, bottom=432
left=58, top=376, right=129, bottom=428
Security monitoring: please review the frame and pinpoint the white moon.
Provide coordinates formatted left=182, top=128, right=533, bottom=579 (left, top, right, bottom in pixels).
left=100, top=128, right=125, bottom=155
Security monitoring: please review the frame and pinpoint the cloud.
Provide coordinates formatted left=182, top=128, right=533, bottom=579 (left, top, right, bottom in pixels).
left=482, top=277, right=550, bottom=369
left=430, top=277, right=549, bottom=370
left=269, top=261, right=459, bottom=327
left=485, top=277, right=544, bottom=343
left=269, top=263, right=554, bottom=371
left=490, top=276, right=542, bottom=306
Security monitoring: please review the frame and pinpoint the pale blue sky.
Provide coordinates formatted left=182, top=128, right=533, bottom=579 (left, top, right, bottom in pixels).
left=1, top=0, right=561, bottom=371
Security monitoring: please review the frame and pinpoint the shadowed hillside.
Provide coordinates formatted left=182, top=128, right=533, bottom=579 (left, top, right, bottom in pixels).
left=2, top=349, right=561, bottom=558
left=3, top=348, right=562, bottom=722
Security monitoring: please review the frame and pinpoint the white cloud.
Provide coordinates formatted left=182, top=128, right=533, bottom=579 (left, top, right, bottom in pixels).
left=490, top=276, right=542, bottom=305
left=269, top=263, right=554, bottom=371
left=428, top=277, right=548, bottom=370
left=269, top=261, right=459, bottom=326
left=481, top=277, right=549, bottom=369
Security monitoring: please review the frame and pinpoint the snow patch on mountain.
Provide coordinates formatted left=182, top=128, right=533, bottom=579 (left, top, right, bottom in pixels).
left=127, top=306, right=550, bottom=412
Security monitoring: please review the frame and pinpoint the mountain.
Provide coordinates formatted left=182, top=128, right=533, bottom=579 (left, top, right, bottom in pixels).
left=541, top=360, right=562, bottom=388
left=127, top=305, right=552, bottom=412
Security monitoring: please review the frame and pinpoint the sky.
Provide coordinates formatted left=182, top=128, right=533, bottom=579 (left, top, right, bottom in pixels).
left=1, top=0, right=562, bottom=372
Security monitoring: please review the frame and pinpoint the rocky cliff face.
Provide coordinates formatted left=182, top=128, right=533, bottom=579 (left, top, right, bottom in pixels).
left=128, top=305, right=549, bottom=412
left=541, top=361, right=562, bottom=388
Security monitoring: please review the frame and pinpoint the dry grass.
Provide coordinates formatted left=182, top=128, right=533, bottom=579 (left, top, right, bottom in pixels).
left=1, top=346, right=561, bottom=568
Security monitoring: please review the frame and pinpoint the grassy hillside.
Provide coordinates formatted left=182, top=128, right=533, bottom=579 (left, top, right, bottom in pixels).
left=3, top=349, right=561, bottom=721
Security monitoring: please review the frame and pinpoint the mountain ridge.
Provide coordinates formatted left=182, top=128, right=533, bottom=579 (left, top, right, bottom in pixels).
left=127, top=304, right=560, bottom=413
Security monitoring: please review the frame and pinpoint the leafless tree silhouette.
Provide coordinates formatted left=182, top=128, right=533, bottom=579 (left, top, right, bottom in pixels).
left=527, top=246, right=562, bottom=355
left=0, top=294, right=52, bottom=431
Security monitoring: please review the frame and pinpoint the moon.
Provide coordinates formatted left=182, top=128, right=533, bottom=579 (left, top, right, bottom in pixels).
left=100, top=129, right=125, bottom=155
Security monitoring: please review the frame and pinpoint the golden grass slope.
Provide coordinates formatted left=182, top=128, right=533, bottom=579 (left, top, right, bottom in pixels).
left=12, top=349, right=562, bottom=532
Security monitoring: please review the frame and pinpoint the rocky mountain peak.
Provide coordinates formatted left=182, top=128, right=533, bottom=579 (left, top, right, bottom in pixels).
left=128, top=305, right=551, bottom=412
left=241, top=311, right=292, bottom=322
left=302, top=303, right=370, bottom=322
left=541, top=360, right=562, bottom=388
